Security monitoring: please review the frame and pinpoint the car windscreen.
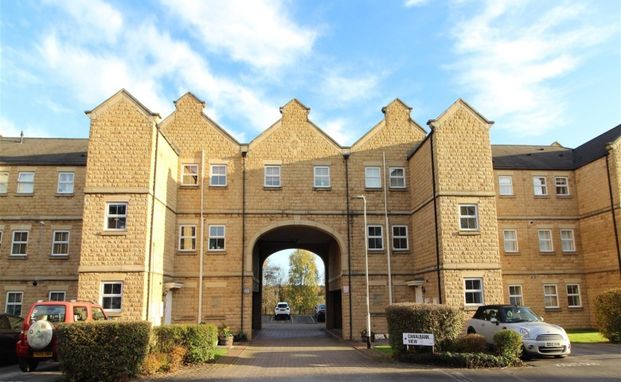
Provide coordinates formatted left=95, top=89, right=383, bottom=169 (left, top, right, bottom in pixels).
left=277, top=304, right=288, bottom=308
left=30, top=305, right=67, bottom=323
left=500, top=307, right=540, bottom=323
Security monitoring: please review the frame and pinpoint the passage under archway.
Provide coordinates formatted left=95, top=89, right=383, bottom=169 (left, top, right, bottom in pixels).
left=251, top=224, right=343, bottom=335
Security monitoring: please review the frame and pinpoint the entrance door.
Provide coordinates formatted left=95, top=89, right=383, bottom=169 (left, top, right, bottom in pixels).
left=415, top=286, right=424, bottom=303
left=163, top=291, right=173, bottom=324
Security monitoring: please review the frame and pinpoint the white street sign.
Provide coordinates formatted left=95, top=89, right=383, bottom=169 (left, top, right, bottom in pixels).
left=403, top=333, right=434, bottom=346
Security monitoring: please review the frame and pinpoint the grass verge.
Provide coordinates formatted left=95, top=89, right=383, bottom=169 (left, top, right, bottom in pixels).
left=566, top=329, right=608, bottom=343
left=374, top=345, right=393, bottom=356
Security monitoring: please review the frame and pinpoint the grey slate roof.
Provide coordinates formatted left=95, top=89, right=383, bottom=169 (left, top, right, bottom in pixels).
left=0, top=137, right=88, bottom=165
left=492, top=124, right=621, bottom=170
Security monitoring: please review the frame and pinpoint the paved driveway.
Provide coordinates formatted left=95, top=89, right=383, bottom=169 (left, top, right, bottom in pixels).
left=148, top=318, right=621, bottom=382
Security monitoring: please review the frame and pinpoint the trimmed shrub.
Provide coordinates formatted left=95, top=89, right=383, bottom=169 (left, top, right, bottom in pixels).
left=400, top=351, right=521, bottom=368
left=57, top=321, right=151, bottom=382
left=152, top=323, right=219, bottom=364
left=142, top=352, right=167, bottom=376
left=595, top=288, right=621, bottom=343
left=493, top=330, right=523, bottom=359
left=386, top=303, right=464, bottom=356
left=450, top=333, right=488, bottom=353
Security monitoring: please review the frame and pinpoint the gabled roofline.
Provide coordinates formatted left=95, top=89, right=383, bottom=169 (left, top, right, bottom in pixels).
left=85, top=89, right=160, bottom=118
left=381, top=98, right=412, bottom=114
left=174, top=92, right=205, bottom=107
left=279, top=98, right=310, bottom=113
left=427, top=98, right=493, bottom=128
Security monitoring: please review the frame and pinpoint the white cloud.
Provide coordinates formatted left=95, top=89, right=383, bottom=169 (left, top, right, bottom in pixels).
left=321, top=73, right=380, bottom=105
left=449, top=0, right=615, bottom=135
left=315, top=117, right=356, bottom=146
left=0, top=116, right=51, bottom=138
left=34, top=3, right=282, bottom=139
left=160, top=0, right=318, bottom=70
left=43, top=0, right=123, bottom=44
left=405, top=0, right=428, bottom=7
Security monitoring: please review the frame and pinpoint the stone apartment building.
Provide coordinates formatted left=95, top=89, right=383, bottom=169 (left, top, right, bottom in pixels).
left=1, top=89, right=619, bottom=339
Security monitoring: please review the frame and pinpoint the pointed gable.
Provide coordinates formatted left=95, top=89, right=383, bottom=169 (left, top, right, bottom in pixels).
left=85, top=89, right=160, bottom=121
left=352, top=98, right=425, bottom=152
left=427, top=98, right=493, bottom=131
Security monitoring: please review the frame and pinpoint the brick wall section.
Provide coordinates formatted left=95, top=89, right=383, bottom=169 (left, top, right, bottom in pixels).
left=0, top=163, right=84, bottom=312
left=430, top=100, right=503, bottom=308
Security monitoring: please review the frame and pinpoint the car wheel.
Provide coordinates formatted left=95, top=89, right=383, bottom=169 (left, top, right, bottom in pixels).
left=18, top=358, right=38, bottom=372
left=555, top=355, right=568, bottom=358
left=467, top=327, right=476, bottom=334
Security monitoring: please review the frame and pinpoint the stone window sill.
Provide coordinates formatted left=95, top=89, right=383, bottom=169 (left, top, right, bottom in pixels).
left=504, top=252, right=520, bottom=255
left=313, top=187, right=331, bottom=191
left=208, top=251, right=227, bottom=255
left=176, top=251, right=197, bottom=256
left=55, top=193, right=75, bottom=197
left=9, top=255, right=27, bottom=260
left=15, top=193, right=34, bottom=197
left=540, top=251, right=556, bottom=255
left=392, top=249, right=410, bottom=254
left=568, top=306, right=584, bottom=311
left=50, top=255, right=69, bottom=260
left=209, top=185, right=228, bottom=189
left=534, top=195, right=550, bottom=199
left=544, top=307, right=561, bottom=312
left=100, top=231, right=127, bottom=236
left=458, top=231, right=480, bottom=236
left=364, top=188, right=382, bottom=192
left=180, top=184, right=199, bottom=188
left=263, top=187, right=282, bottom=191
left=369, top=250, right=385, bottom=255
left=556, top=194, right=572, bottom=199
left=499, top=194, right=515, bottom=198
left=389, top=188, right=408, bottom=192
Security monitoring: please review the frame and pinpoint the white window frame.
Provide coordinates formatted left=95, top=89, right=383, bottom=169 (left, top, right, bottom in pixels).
left=5, top=291, right=23, bottom=316
left=367, top=225, right=384, bottom=251
left=0, top=171, right=8, bottom=194
left=560, top=229, right=576, bottom=252
left=364, top=167, right=381, bottom=189
left=555, top=176, right=569, bottom=196
left=313, top=166, right=331, bottom=188
left=544, top=284, right=559, bottom=308
left=389, top=167, right=406, bottom=189
left=264, top=165, right=281, bottom=188
left=16, top=171, right=34, bottom=194
left=178, top=225, right=197, bottom=252
left=533, top=176, right=548, bottom=196
left=209, top=164, right=227, bottom=187
left=498, top=175, right=513, bottom=196
left=503, top=229, right=518, bottom=253
left=11, top=231, right=28, bottom=256
left=48, top=291, right=66, bottom=301
left=508, top=285, right=523, bottom=306
left=538, top=229, right=554, bottom=252
left=464, top=278, right=484, bottom=306
left=391, top=225, right=409, bottom=250
left=51, top=230, right=70, bottom=256
left=105, top=202, right=128, bottom=231
left=459, top=204, right=479, bottom=231
left=566, top=284, right=582, bottom=308
left=101, top=282, right=123, bottom=312
left=181, top=163, right=199, bottom=186
left=208, top=225, right=226, bottom=251
left=57, top=172, right=75, bottom=194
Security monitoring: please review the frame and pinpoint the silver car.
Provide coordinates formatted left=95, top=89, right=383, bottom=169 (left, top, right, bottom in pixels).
left=466, top=305, right=571, bottom=357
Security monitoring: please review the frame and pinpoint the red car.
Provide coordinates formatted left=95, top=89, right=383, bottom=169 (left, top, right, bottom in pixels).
left=16, top=300, right=108, bottom=372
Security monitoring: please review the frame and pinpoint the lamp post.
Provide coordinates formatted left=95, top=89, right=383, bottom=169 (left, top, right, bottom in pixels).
left=353, top=195, right=371, bottom=349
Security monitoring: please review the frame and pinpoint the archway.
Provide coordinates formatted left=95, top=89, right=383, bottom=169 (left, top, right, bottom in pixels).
left=250, top=223, right=344, bottom=336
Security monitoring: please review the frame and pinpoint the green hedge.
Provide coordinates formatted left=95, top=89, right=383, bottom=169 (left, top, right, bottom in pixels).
left=386, top=303, right=464, bottom=356
left=57, top=321, right=151, bottom=382
left=595, top=289, right=621, bottom=343
left=152, top=323, right=219, bottom=364
left=399, top=351, right=521, bottom=368
left=449, top=333, right=488, bottom=353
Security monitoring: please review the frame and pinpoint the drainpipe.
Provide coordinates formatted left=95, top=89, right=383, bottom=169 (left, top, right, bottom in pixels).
left=344, top=150, right=353, bottom=340
left=430, top=132, right=443, bottom=304
left=605, top=150, right=621, bottom=278
left=241, top=146, right=248, bottom=334
left=382, top=151, right=393, bottom=305
left=198, top=149, right=205, bottom=323
left=146, top=125, right=160, bottom=322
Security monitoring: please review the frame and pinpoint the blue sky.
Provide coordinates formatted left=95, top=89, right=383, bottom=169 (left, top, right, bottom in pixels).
left=1, top=0, right=619, bottom=149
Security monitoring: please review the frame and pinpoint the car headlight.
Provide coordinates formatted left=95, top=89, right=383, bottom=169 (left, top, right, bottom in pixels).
left=519, top=327, right=530, bottom=339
